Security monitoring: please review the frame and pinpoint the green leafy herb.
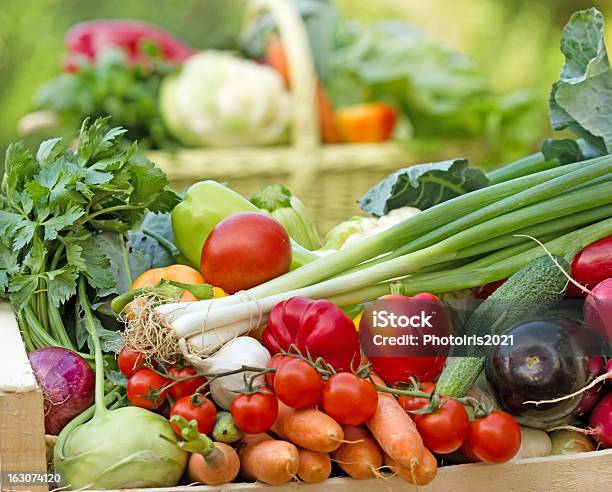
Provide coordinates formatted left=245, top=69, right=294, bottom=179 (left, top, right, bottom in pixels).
left=550, top=8, right=612, bottom=156
left=359, top=159, right=489, bottom=216
left=34, top=48, right=178, bottom=150
left=0, top=117, right=178, bottom=353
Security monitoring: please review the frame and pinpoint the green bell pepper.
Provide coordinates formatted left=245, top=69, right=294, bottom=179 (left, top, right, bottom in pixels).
left=171, top=180, right=318, bottom=270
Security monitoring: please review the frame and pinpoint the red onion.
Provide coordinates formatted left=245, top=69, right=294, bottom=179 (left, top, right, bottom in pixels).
left=28, top=347, right=95, bottom=435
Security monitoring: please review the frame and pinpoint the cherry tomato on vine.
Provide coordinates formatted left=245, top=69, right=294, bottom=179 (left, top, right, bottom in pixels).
left=414, top=397, right=469, bottom=454
left=321, top=372, right=378, bottom=425
left=118, top=346, right=145, bottom=377
left=231, top=387, right=278, bottom=434
left=127, top=368, right=168, bottom=409
left=170, top=394, right=217, bottom=436
left=398, top=382, right=435, bottom=417
left=265, top=354, right=293, bottom=388
left=166, top=366, right=207, bottom=400
left=460, top=438, right=481, bottom=462
left=466, top=411, right=521, bottom=463
left=274, top=358, right=324, bottom=409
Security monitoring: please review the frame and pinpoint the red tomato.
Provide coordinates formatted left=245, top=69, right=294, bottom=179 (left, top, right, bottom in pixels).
left=273, top=358, right=324, bottom=409
left=170, top=394, right=217, bottom=436
left=265, top=354, right=292, bottom=388
left=166, top=366, right=207, bottom=400
left=118, top=346, right=145, bottom=377
left=201, top=212, right=292, bottom=294
left=567, top=236, right=612, bottom=298
left=466, top=411, right=521, bottom=463
left=460, top=438, right=481, bottom=462
left=414, top=398, right=469, bottom=454
left=230, top=387, right=278, bottom=434
left=321, top=373, right=378, bottom=426
left=127, top=368, right=168, bottom=409
left=398, top=382, right=435, bottom=418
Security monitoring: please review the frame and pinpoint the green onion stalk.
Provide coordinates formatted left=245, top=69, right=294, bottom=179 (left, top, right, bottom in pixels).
left=158, top=156, right=612, bottom=340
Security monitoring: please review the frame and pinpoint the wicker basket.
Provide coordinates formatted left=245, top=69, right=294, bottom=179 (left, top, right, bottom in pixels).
left=146, top=0, right=481, bottom=233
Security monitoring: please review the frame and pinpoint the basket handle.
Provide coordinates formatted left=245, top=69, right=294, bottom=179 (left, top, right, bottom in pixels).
left=245, top=0, right=321, bottom=150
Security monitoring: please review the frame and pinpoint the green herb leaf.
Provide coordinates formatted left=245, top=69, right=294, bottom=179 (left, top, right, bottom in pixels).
left=0, top=242, right=19, bottom=291
left=46, top=269, right=78, bottom=307
left=359, top=159, right=489, bottom=216
left=24, top=236, right=45, bottom=273
left=8, top=275, right=40, bottom=312
left=42, top=206, right=84, bottom=240
left=550, top=8, right=612, bottom=156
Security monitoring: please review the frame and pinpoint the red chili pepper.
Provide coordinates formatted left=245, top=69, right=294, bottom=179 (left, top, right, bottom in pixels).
left=262, top=297, right=360, bottom=372
left=64, top=20, right=195, bottom=71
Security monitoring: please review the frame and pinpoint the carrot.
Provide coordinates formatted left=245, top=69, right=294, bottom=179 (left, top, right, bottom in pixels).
left=384, top=448, right=438, bottom=486
left=331, top=425, right=383, bottom=479
left=265, top=36, right=290, bottom=87
left=265, top=36, right=340, bottom=144
left=272, top=400, right=344, bottom=453
left=238, top=433, right=299, bottom=485
left=297, top=448, right=331, bottom=483
left=186, top=442, right=240, bottom=485
left=366, top=375, right=424, bottom=469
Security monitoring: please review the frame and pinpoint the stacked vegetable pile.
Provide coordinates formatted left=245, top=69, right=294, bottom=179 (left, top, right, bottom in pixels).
left=1, top=7, right=612, bottom=491
left=23, top=0, right=535, bottom=152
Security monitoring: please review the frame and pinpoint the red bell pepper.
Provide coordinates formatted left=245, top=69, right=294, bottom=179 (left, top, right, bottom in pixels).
left=64, top=20, right=195, bottom=71
left=363, top=293, right=449, bottom=384
left=262, top=297, right=360, bottom=372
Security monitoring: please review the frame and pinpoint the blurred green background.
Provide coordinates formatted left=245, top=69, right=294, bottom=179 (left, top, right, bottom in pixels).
left=1, top=0, right=612, bottom=164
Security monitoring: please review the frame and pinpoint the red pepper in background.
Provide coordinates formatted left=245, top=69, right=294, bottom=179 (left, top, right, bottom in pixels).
left=262, top=297, right=360, bottom=372
left=566, top=235, right=612, bottom=298
left=64, top=20, right=195, bottom=71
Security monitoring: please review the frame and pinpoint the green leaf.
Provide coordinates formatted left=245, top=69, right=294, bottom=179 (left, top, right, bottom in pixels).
left=96, top=232, right=141, bottom=296
left=550, top=8, right=612, bottom=155
left=3, top=142, right=38, bottom=196
left=0, top=241, right=19, bottom=292
left=42, top=206, right=84, bottom=240
left=75, top=299, right=122, bottom=352
left=250, top=184, right=293, bottom=211
left=359, top=159, right=489, bottom=216
left=46, top=269, right=78, bottom=307
left=77, top=117, right=127, bottom=164
left=36, top=137, right=63, bottom=164
left=127, top=212, right=176, bottom=271
left=540, top=139, right=583, bottom=165
left=81, top=238, right=115, bottom=290
left=126, top=155, right=170, bottom=206
left=24, top=236, right=45, bottom=273
left=8, top=275, right=40, bottom=312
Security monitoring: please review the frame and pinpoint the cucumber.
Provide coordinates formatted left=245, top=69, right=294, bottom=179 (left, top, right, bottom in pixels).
left=212, top=411, right=242, bottom=443
left=435, top=255, right=568, bottom=397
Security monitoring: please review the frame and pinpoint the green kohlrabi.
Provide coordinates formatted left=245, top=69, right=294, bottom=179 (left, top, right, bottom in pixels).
left=54, top=278, right=187, bottom=490
left=160, top=51, right=291, bottom=147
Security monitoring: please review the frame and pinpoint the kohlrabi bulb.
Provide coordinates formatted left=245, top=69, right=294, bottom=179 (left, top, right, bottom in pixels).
left=54, top=406, right=187, bottom=490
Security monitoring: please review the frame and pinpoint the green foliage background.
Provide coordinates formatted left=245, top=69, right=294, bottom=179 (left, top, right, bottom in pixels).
left=1, top=0, right=611, bottom=164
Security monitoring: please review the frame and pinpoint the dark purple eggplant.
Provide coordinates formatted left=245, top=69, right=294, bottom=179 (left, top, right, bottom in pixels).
left=485, top=318, right=603, bottom=428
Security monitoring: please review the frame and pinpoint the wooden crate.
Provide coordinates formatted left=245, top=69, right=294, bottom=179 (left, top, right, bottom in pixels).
left=1, top=300, right=611, bottom=492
